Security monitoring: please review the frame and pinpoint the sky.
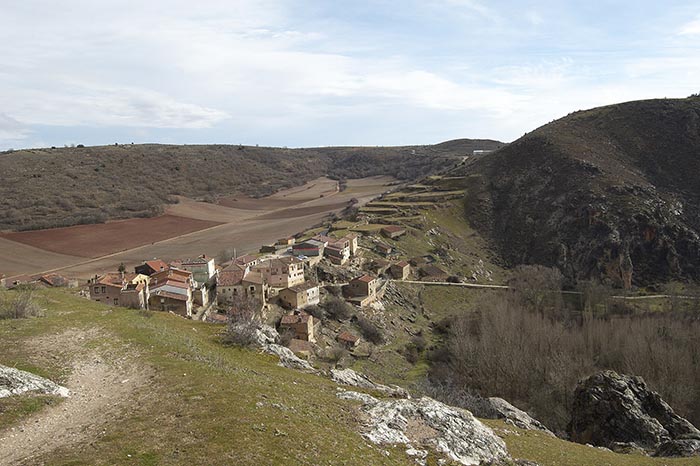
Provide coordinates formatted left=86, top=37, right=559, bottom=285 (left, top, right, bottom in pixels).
left=1, top=0, right=699, bottom=150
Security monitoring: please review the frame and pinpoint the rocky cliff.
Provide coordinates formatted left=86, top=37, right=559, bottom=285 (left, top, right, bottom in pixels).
left=463, top=96, right=700, bottom=288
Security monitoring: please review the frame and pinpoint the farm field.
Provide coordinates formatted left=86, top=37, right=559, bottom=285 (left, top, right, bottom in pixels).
left=0, top=215, right=221, bottom=259
left=0, top=176, right=394, bottom=279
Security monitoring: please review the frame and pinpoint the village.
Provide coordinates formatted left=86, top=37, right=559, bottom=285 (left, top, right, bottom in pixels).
left=2, top=213, right=454, bottom=362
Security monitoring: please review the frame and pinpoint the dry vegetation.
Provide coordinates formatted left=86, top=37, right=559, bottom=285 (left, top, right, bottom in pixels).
left=427, top=266, right=700, bottom=433
left=0, top=139, right=502, bottom=231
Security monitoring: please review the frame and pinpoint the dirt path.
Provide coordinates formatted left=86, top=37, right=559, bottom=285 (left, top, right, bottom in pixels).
left=0, top=331, right=150, bottom=465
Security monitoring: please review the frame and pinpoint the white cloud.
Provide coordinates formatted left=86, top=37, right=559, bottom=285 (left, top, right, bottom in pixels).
left=0, top=114, right=31, bottom=145
left=678, top=16, right=700, bottom=35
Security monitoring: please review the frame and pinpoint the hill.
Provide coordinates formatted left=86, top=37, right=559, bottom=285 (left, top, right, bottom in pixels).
left=3, top=288, right=700, bottom=465
left=0, top=139, right=503, bottom=232
left=462, top=96, right=700, bottom=288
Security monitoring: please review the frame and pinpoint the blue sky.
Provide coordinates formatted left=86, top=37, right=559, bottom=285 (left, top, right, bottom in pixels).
left=1, top=0, right=699, bottom=150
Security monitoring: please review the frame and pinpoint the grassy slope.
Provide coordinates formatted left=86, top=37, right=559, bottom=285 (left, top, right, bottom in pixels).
left=4, top=290, right=699, bottom=465
left=0, top=288, right=411, bottom=466
left=485, top=420, right=700, bottom=466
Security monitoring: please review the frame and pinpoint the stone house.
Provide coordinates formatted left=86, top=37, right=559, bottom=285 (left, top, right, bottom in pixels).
left=292, top=239, right=326, bottom=257
left=381, top=225, right=407, bottom=239
left=89, top=272, right=150, bottom=308
left=279, top=310, right=316, bottom=342
left=337, top=331, right=360, bottom=348
left=253, top=257, right=305, bottom=289
left=419, top=264, right=450, bottom=282
left=134, top=259, right=169, bottom=276
left=347, top=274, right=378, bottom=299
left=278, top=281, right=320, bottom=309
left=390, top=261, right=411, bottom=280
left=375, top=243, right=393, bottom=256
left=148, top=287, right=192, bottom=317
left=174, top=255, right=216, bottom=286
left=217, top=268, right=268, bottom=305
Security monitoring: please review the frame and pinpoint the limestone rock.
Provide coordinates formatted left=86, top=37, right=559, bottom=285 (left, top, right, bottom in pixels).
left=0, top=365, right=70, bottom=398
left=568, top=370, right=700, bottom=456
left=262, top=344, right=316, bottom=373
left=331, top=368, right=409, bottom=398
left=338, top=390, right=510, bottom=465
left=460, top=395, right=553, bottom=436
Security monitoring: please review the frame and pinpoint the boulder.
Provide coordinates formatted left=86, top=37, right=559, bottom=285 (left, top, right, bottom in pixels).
left=568, top=370, right=700, bottom=456
left=0, top=365, right=70, bottom=398
left=331, top=368, right=409, bottom=398
left=337, top=390, right=510, bottom=465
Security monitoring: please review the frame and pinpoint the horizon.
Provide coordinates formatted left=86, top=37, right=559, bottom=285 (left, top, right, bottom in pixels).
left=2, top=1, right=700, bottom=151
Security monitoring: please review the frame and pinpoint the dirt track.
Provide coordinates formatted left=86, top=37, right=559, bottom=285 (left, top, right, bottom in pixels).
left=0, top=330, right=150, bottom=465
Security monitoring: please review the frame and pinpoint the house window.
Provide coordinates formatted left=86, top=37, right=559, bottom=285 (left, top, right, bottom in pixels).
left=101, top=286, right=106, bottom=293
left=94, top=287, right=99, bottom=294
left=113, top=298, right=118, bottom=305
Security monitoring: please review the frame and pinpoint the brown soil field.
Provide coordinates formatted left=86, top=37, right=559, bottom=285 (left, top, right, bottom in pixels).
left=254, top=201, right=350, bottom=220
left=217, top=177, right=339, bottom=210
left=0, top=176, right=394, bottom=279
left=0, top=215, right=221, bottom=259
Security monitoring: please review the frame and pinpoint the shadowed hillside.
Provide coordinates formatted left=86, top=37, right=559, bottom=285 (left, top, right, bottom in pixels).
left=463, top=96, right=700, bottom=288
left=0, top=140, right=503, bottom=232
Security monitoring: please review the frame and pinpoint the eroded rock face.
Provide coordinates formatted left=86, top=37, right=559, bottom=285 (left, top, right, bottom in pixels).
left=0, top=365, right=70, bottom=398
left=338, top=390, right=510, bottom=465
left=568, top=371, right=700, bottom=457
left=330, top=368, right=409, bottom=398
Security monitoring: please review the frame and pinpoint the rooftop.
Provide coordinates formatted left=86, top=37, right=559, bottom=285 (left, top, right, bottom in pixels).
left=352, top=274, right=376, bottom=284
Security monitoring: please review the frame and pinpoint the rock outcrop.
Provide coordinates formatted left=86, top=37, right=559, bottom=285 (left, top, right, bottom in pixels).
left=330, top=368, right=409, bottom=398
left=338, top=390, right=510, bottom=465
left=568, top=370, right=700, bottom=457
left=0, top=365, right=70, bottom=398
left=262, top=344, right=316, bottom=373
left=463, top=396, right=553, bottom=436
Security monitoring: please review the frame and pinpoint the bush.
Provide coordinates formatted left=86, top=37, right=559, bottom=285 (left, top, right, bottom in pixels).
left=222, top=296, right=261, bottom=347
left=305, top=304, right=325, bottom=320
left=357, top=316, right=384, bottom=344
left=322, top=297, right=352, bottom=320
left=0, top=287, right=42, bottom=320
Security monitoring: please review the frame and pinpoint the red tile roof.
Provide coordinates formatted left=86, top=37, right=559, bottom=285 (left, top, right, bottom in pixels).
left=143, top=260, right=169, bottom=273
left=337, top=331, right=359, bottom=344
left=218, top=270, right=245, bottom=286
left=395, top=261, right=410, bottom=268
left=280, top=311, right=311, bottom=325
left=352, top=274, right=375, bottom=284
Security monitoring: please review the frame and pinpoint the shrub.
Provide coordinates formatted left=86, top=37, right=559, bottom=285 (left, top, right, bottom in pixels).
left=322, top=297, right=352, bottom=320
left=222, top=296, right=261, bottom=347
left=0, top=287, right=42, bottom=320
left=357, top=316, right=384, bottom=344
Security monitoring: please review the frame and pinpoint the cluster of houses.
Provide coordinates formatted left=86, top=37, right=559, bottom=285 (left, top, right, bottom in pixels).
left=4, top=219, right=454, bottom=359
left=88, top=256, right=217, bottom=317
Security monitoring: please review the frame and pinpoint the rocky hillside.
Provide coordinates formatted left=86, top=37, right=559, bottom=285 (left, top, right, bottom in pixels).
left=463, top=96, right=700, bottom=288
left=0, top=139, right=503, bottom=232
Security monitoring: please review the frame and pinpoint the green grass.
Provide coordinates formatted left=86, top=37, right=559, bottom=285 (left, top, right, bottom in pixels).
left=484, top=420, right=700, bottom=466
left=0, top=288, right=413, bottom=466
left=0, top=395, right=62, bottom=430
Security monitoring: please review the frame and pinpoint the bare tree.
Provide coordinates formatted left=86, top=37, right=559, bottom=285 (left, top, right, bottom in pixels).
left=222, top=295, right=262, bottom=347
